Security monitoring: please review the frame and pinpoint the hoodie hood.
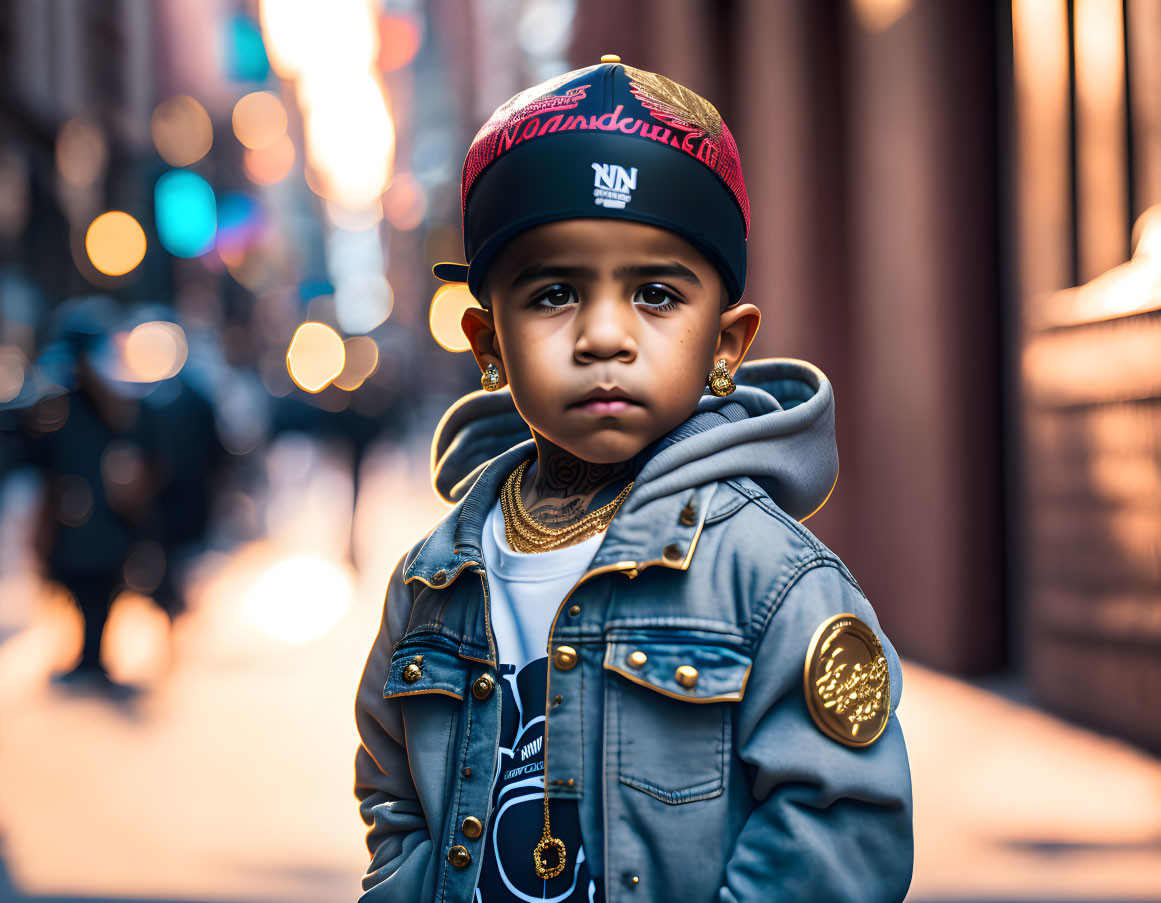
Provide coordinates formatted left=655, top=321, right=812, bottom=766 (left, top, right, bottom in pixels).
left=431, top=358, right=838, bottom=522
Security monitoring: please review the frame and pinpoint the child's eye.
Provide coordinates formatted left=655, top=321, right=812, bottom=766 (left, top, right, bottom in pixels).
left=633, top=284, right=681, bottom=309
left=531, top=284, right=577, bottom=310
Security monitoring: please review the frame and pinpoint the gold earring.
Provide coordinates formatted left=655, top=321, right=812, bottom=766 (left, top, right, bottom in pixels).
left=481, top=363, right=502, bottom=391
left=707, top=359, right=735, bottom=396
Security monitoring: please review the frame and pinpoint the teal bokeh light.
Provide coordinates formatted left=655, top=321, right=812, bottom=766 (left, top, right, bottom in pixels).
left=155, top=170, right=217, bottom=258
left=227, top=14, right=270, bottom=82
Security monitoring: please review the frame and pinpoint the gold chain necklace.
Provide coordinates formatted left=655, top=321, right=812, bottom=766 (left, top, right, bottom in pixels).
left=500, top=459, right=633, bottom=554
left=498, top=457, right=633, bottom=878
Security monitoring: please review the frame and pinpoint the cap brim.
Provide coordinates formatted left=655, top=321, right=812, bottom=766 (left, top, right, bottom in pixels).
left=432, top=262, right=470, bottom=283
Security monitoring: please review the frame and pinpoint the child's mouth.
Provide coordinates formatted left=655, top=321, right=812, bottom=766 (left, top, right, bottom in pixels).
left=573, top=399, right=637, bottom=415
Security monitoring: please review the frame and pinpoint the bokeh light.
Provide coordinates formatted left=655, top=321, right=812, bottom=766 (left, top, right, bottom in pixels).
left=335, top=278, right=393, bottom=334
left=155, top=170, right=218, bottom=258
left=0, top=346, right=25, bottom=403
left=383, top=172, right=427, bottom=231
left=121, top=321, right=189, bottom=383
left=216, top=192, right=264, bottom=266
left=232, top=91, right=288, bottom=150
left=226, top=13, right=271, bottom=82
left=377, top=13, right=423, bottom=71
left=286, top=321, right=345, bottom=392
left=850, top=0, right=916, bottom=32
left=324, top=200, right=382, bottom=232
left=260, top=0, right=395, bottom=210
left=429, top=283, right=481, bottom=352
left=150, top=95, right=213, bottom=167
left=242, top=555, right=352, bottom=643
left=243, top=134, right=296, bottom=185
left=302, top=73, right=395, bottom=210
left=260, top=0, right=378, bottom=78
left=56, top=117, right=108, bottom=189
left=84, top=211, right=147, bottom=276
left=333, top=336, right=379, bottom=390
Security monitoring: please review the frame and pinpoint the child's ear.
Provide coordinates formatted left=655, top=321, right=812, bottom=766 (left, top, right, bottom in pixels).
left=714, top=302, right=761, bottom=370
left=461, top=306, right=506, bottom=385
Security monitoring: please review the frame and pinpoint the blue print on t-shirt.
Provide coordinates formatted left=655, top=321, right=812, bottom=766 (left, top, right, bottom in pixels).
left=475, top=658, right=603, bottom=903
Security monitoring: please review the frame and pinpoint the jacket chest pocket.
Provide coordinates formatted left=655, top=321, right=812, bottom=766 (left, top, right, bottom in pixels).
left=604, top=636, right=751, bottom=805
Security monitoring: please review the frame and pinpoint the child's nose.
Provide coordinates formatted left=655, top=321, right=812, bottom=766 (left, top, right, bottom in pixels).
left=573, top=293, right=637, bottom=363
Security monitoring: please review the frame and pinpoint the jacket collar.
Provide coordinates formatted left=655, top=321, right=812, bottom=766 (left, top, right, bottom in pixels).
left=403, top=438, right=720, bottom=589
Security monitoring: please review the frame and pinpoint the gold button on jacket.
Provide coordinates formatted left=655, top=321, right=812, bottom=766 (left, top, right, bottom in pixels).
left=401, top=663, right=422, bottom=684
left=553, top=645, right=578, bottom=671
left=471, top=673, right=495, bottom=700
left=461, top=816, right=483, bottom=839
left=675, top=665, right=699, bottom=688
left=447, top=845, right=471, bottom=868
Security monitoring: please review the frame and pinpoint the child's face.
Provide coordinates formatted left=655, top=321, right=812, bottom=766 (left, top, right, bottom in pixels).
left=462, top=219, right=760, bottom=464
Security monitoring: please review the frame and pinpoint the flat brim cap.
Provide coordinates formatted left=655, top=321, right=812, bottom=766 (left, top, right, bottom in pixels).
left=432, top=262, right=469, bottom=282
left=447, top=60, right=750, bottom=304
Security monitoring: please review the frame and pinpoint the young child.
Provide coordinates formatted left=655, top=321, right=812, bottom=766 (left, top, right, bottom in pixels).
left=354, top=56, right=913, bottom=903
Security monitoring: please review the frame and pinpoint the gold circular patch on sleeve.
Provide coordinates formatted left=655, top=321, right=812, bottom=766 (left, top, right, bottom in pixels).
left=803, top=614, right=891, bottom=747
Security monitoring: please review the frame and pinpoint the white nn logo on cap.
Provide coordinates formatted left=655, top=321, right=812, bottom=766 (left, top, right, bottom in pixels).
left=592, top=162, right=637, bottom=208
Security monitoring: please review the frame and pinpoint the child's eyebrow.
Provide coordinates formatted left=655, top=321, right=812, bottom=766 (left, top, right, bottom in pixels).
left=509, top=261, right=703, bottom=288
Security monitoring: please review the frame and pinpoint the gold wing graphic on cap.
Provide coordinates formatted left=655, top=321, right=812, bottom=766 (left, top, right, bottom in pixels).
left=473, top=66, right=599, bottom=143
left=623, top=65, right=723, bottom=139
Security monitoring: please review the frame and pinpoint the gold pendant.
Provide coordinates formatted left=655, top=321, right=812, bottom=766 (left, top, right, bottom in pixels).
left=533, top=832, right=567, bottom=879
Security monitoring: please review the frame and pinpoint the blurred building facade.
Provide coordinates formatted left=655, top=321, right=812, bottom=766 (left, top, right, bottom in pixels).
left=0, top=0, right=1158, bottom=753
left=570, top=0, right=1161, bottom=752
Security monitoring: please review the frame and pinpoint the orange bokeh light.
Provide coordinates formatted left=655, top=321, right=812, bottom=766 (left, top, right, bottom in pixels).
left=377, top=13, right=422, bottom=71
left=429, top=284, right=480, bottom=353
left=150, top=95, right=213, bottom=167
left=243, top=134, right=296, bottom=185
left=232, top=91, right=289, bottom=150
left=383, top=172, right=426, bottom=231
left=84, top=211, right=147, bottom=276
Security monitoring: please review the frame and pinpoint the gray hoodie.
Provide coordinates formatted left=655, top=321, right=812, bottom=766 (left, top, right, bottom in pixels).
left=431, top=357, right=839, bottom=522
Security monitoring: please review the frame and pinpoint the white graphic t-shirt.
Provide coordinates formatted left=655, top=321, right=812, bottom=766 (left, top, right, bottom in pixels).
left=476, top=496, right=605, bottom=903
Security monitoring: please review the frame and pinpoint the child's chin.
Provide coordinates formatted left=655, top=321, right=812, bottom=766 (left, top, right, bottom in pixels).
left=553, top=432, right=649, bottom=465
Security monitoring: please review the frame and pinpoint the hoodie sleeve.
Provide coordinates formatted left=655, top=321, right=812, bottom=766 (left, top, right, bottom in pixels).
left=719, top=562, right=914, bottom=903
left=354, top=547, right=435, bottom=899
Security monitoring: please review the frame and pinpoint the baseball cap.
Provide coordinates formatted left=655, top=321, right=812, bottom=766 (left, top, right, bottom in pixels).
left=433, top=55, right=750, bottom=306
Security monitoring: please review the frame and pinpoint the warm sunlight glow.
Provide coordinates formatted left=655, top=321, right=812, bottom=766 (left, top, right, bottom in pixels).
left=242, top=555, right=352, bottom=643
left=258, top=0, right=394, bottom=209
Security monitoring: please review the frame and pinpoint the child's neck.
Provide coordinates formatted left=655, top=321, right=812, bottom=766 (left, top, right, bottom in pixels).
left=522, top=443, right=634, bottom=530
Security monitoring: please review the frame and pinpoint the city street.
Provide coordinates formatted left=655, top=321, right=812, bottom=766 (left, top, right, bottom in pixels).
left=1, top=442, right=1159, bottom=903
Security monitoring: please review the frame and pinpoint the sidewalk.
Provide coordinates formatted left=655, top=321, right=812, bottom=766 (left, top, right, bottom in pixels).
left=0, top=442, right=1158, bottom=902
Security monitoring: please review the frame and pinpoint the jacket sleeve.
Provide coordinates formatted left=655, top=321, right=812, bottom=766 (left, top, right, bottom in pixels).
left=719, top=561, right=914, bottom=903
left=354, top=547, right=434, bottom=899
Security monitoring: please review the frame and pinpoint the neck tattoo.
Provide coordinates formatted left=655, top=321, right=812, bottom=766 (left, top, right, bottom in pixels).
left=524, top=451, right=632, bottom=529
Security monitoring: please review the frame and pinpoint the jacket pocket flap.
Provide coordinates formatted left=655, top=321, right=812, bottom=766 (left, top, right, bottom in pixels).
left=384, top=634, right=469, bottom=700
left=603, top=640, right=752, bottom=702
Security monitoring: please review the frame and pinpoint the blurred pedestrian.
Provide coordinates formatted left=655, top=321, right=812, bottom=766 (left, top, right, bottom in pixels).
left=28, top=297, right=156, bottom=689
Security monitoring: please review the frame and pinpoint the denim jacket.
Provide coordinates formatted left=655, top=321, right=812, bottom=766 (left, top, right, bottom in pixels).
left=354, top=358, right=914, bottom=903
